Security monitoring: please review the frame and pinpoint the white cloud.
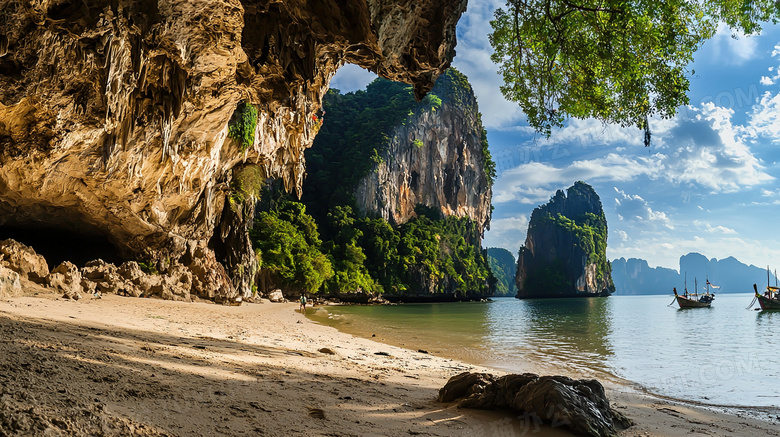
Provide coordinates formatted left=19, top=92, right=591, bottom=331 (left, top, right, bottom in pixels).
left=491, top=97, right=772, bottom=196
left=746, top=92, right=780, bottom=143
left=492, top=154, right=663, bottom=204
left=693, top=220, right=737, bottom=235
left=613, top=188, right=675, bottom=229
left=708, top=23, right=759, bottom=65
left=652, top=104, right=774, bottom=192
left=329, top=64, right=377, bottom=93
left=452, top=0, right=524, bottom=130
left=745, top=44, right=780, bottom=142
left=482, top=216, right=529, bottom=254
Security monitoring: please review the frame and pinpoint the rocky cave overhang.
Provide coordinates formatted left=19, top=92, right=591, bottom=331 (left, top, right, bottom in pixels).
left=0, top=0, right=468, bottom=298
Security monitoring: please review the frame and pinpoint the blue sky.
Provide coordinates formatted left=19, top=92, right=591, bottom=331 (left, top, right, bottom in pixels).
left=330, top=2, right=780, bottom=271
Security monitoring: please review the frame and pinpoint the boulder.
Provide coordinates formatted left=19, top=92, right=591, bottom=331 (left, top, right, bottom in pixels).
left=187, top=248, right=235, bottom=299
left=0, top=239, right=49, bottom=283
left=0, top=266, right=22, bottom=297
left=47, top=262, right=83, bottom=296
left=151, top=264, right=192, bottom=302
left=81, top=259, right=126, bottom=295
left=81, top=259, right=117, bottom=281
left=267, top=289, right=285, bottom=303
left=62, top=290, right=83, bottom=300
left=438, top=372, right=632, bottom=437
left=116, top=261, right=157, bottom=297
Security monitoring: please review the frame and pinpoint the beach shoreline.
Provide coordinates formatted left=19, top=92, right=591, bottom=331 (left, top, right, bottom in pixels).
left=0, top=293, right=777, bottom=436
left=309, top=301, right=780, bottom=426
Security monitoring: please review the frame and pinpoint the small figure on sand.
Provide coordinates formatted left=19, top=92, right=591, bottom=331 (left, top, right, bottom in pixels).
left=299, top=295, right=307, bottom=313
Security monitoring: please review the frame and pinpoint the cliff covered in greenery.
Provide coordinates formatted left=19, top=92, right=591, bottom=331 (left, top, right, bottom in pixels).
left=252, top=69, right=495, bottom=301
left=487, top=247, right=517, bottom=296
left=516, top=182, right=614, bottom=298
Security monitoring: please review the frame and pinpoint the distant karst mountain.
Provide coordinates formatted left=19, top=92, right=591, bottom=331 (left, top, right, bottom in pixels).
left=516, top=182, right=614, bottom=298
left=611, top=253, right=776, bottom=295
left=610, top=258, right=681, bottom=296
left=487, top=247, right=517, bottom=296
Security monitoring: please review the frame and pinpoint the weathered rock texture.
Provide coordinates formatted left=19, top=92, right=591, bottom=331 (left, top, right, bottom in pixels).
left=0, top=239, right=49, bottom=284
left=516, top=181, right=614, bottom=298
left=438, top=372, right=632, bottom=437
left=0, top=0, right=466, bottom=300
left=0, top=266, right=22, bottom=297
left=354, top=70, right=492, bottom=231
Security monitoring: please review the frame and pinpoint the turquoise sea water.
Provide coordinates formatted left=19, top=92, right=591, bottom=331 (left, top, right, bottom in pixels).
left=310, top=293, right=780, bottom=412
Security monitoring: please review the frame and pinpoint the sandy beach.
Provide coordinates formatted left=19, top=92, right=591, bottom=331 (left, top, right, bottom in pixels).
left=1, top=292, right=778, bottom=436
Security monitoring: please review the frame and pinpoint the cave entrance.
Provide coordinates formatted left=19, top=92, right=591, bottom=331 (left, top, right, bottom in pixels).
left=0, top=225, right=125, bottom=268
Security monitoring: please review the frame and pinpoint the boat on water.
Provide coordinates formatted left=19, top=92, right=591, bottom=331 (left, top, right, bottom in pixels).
left=750, top=267, right=780, bottom=310
left=752, top=284, right=780, bottom=310
left=672, top=276, right=715, bottom=308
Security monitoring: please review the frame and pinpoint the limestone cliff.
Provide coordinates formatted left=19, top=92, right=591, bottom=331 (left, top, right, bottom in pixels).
left=354, top=69, right=492, bottom=232
left=294, top=69, right=494, bottom=302
left=516, top=181, right=614, bottom=298
left=0, top=0, right=466, bottom=300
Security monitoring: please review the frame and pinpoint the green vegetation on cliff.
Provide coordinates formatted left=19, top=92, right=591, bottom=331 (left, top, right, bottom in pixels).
left=250, top=69, right=494, bottom=299
left=251, top=200, right=492, bottom=298
left=228, top=102, right=258, bottom=150
left=487, top=247, right=517, bottom=296
left=542, top=212, right=610, bottom=285
left=249, top=201, right=332, bottom=294
left=518, top=181, right=614, bottom=297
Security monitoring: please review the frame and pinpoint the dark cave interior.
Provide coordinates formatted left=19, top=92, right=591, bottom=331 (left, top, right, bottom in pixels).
left=0, top=225, right=125, bottom=268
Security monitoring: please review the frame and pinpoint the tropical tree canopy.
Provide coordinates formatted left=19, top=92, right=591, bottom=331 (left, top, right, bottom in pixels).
left=490, top=0, right=779, bottom=138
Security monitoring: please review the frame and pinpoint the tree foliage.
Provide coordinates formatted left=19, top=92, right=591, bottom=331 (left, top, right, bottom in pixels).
left=249, top=201, right=333, bottom=294
left=490, top=0, right=779, bottom=137
left=319, top=205, right=492, bottom=297
left=487, top=247, right=517, bottom=296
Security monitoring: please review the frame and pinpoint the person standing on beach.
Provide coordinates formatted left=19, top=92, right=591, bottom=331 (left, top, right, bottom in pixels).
left=299, top=295, right=307, bottom=313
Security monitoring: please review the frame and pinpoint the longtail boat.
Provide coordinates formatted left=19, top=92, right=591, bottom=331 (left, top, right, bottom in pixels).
left=673, top=276, right=714, bottom=308
left=752, top=284, right=780, bottom=310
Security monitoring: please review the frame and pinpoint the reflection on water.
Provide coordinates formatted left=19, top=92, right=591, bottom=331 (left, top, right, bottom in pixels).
left=311, top=294, right=780, bottom=408
left=309, top=302, right=494, bottom=364
left=484, top=297, right=614, bottom=378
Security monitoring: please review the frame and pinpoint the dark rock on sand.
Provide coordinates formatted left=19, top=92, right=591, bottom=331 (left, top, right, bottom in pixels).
left=438, top=371, right=632, bottom=437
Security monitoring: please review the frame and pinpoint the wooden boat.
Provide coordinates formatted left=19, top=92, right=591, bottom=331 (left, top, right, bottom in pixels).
left=748, top=267, right=780, bottom=311
left=673, top=276, right=714, bottom=308
left=752, top=284, right=780, bottom=310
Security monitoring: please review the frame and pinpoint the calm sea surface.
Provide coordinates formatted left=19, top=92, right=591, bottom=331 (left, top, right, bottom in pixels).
left=309, top=293, right=780, bottom=410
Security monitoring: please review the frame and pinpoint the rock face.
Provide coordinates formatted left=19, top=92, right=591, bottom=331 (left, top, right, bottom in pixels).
left=0, top=266, right=22, bottom=297
left=516, top=182, right=614, bottom=298
left=438, top=372, right=632, bottom=437
left=0, top=0, right=466, bottom=300
left=354, top=69, right=492, bottom=231
left=48, top=261, right=83, bottom=297
left=0, top=239, right=49, bottom=284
